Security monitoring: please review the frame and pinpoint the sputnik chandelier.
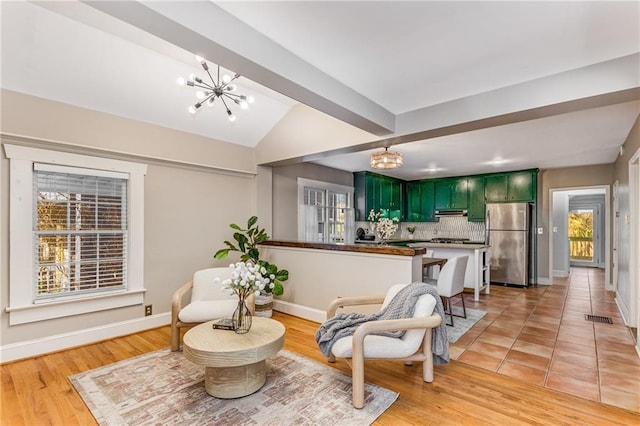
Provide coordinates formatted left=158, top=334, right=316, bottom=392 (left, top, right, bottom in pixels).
left=177, top=55, right=254, bottom=122
left=370, top=147, right=403, bottom=169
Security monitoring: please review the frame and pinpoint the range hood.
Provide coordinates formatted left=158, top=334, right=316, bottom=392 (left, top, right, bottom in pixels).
left=434, top=209, right=468, bottom=217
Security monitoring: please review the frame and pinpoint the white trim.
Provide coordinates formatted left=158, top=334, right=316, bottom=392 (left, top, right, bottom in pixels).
left=548, top=185, right=610, bottom=288
left=628, top=147, right=639, bottom=331
left=4, top=144, right=148, bottom=175
left=3, top=143, right=148, bottom=325
left=273, top=300, right=325, bottom=323
left=553, top=269, right=570, bottom=278
left=6, top=290, right=146, bottom=325
left=0, top=312, right=170, bottom=363
left=1, top=132, right=255, bottom=177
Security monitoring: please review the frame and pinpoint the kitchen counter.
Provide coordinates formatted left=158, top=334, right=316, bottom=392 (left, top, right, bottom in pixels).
left=261, top=240, right=426, bottom=256
left=259, top=240, right=425, bottom=322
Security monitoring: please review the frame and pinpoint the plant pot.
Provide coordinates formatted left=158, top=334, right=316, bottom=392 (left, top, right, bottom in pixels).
left=255, top=293, right=274, bottom=318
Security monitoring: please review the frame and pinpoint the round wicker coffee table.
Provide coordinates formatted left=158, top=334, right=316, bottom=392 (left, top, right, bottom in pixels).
left=183, top=317, right=285, bottom=398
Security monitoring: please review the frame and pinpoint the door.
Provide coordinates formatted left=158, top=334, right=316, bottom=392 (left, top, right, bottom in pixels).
left=613, top=181, right=619, bottom=291
left=568, top=207, right=599, bottom=267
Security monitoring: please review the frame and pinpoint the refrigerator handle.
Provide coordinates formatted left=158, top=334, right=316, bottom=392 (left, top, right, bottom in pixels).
left=485, top=208, right=490, bottom=245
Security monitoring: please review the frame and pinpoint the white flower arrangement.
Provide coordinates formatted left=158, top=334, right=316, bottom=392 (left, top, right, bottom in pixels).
left=367, top=209, right=399, bottom=242
left=219, top=261, right=275, bottom=301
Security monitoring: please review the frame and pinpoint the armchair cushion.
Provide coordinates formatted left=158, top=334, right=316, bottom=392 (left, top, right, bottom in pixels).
left=191, top=267, right=234, bottom=302
left=177, top=299, right=238, bottom=323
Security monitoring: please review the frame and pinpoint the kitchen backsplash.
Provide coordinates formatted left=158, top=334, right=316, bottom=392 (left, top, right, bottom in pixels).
left=356, top=216, right=486, bottom=241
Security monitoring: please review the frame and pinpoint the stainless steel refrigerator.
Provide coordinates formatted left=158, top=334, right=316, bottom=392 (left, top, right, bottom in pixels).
left=486, top=202, right=530, bottom=287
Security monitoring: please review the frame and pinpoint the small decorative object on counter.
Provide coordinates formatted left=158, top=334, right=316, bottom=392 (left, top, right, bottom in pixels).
left=407, top=226, right=417, bottom=239
left=368, top=209, right=399, bottom=245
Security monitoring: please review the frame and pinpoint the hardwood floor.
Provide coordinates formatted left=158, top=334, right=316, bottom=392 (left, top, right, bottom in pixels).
left=2, top=309, right=639, bottom=425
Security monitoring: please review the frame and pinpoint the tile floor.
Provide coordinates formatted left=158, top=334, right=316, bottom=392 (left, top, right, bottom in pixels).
left=449, top=267, right=640, bottom=412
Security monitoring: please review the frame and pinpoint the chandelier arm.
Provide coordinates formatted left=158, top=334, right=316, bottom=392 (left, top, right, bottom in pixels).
left=220, top=96, right=231, bottom=111
left=222, top=92, right=243, bottom=99
left=192, top=82, right=214, bottom=91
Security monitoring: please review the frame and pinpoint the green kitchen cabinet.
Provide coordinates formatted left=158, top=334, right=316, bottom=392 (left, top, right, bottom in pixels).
left=507, top=170, right=535, bottom=201
left=435, top=178, right=468, bottom=210
left=484, top=175, right=508, bottom=202
left=406, top=180, right=435, bottom=222
left=353, top=172, right=404, bottom=221
left=467, top=176, right=485, bottom=221
left=484, top=170, right=536, bottom=203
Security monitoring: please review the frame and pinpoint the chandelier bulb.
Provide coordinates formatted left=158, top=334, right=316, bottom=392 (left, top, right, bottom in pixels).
left=222, top=74, right=231, bottom=84
left=177, top=77, right=186, bottom=86
left=195, top=55, right=204, bottom=63
left=226, top=84, right=237, bottom=92
left=196, top=91, right=206, bottom=100
left=247, top=96, right=255, bottom=104
left=240, top=100, right=249, bottom=110
left=188, top=105, right=197, bottom=115
left=207, top=98, right=215, bottom=107
left=227, top=109, right=236, bottom=122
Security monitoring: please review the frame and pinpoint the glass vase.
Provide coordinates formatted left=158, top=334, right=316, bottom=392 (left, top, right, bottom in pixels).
left=233, top=298, right=252, bottom=334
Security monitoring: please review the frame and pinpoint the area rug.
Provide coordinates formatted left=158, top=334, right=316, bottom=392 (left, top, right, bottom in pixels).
left=69, top=348, right=398, bottom=426
left=446, top=308, right=487, bottom=343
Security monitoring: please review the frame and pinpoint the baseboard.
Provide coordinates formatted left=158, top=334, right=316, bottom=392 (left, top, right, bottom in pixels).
left=615, top=296, right=631, bottom=327
left=534, top=277, right=552, bottom=285
left=0, top=312, right=170, bottom=363
left=273, top=300, right=325, bottom=323
left=552, top=270, right=570, bottom=278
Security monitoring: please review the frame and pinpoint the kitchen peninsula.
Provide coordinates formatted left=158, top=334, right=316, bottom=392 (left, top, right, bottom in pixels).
left=259, top=241, right=426, bottom=322
left=409, top=242, right=491, bottom=301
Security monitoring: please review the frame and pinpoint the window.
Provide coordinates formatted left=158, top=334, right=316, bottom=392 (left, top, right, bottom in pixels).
left=4, top=144, right=147, bottom=325
left=35, top=165, right=128, bottom=300
left=298, top=178, right=354, bottom=243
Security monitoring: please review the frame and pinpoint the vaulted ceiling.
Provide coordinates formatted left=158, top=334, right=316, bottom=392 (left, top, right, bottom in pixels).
left=2, top=1, right=639, bottom=179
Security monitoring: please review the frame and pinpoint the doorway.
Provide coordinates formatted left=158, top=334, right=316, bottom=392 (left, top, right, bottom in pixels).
left=568, top=205, right=601, bottom=268
left=548, top=186, right=610, bottom=282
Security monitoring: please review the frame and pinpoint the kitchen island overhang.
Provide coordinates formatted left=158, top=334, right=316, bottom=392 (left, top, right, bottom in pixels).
left=259, top=241, right=426, bottom=322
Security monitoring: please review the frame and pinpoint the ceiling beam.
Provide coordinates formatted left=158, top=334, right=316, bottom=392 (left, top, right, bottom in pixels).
left=82, top=0, right=395, bottom=136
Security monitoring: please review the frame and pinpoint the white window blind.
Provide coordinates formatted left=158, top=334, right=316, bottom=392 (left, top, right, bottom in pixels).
left=33, top=165, right=128, bottom=300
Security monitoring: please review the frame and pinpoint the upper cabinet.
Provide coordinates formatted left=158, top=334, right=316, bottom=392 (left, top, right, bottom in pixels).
left=406, top=180, right=435, bottom=222
left=354, top=169, right=537, bottom=223
left=485, top=170, right=536, bottom=203
left=467, top=176, right=486, bottom=222
left=435, top=178, right=468, bottom=210
left=353, top=171, right=405, bottom=221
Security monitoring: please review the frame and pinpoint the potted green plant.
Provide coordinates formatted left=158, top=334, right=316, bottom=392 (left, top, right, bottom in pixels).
left=215, top=216, right=289, bottom=317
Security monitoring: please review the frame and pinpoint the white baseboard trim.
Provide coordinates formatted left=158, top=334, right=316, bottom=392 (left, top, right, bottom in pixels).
left=553, top=270, right=570, bottom=278
left=0, top=312, right=170, bottom=363
left=535, top=277, right=552, bottom=285
left=614, top=296, right=631, bottom=327
left=273, top=300, right=325, bottom=323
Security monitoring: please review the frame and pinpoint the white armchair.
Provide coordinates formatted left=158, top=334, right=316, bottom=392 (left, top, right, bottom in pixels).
left=171, top=267, right=255, bottom=351
left=324, top=284, right=442, bottom=408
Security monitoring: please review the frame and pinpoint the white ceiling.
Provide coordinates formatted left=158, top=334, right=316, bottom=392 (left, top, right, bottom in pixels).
left=1, top=1, right=639, bottom=180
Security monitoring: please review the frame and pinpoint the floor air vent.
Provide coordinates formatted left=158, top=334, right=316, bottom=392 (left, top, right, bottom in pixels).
left=585, top=314, right=613, bottom=324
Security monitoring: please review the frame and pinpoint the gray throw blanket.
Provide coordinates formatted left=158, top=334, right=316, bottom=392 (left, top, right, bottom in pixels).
left=315, top=282, right=449, bottom=365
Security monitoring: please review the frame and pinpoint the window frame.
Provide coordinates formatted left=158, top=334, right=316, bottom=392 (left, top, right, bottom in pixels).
left=4, top=144, right=147, bottom=325
left=297, top=178, right=354, bottom=244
